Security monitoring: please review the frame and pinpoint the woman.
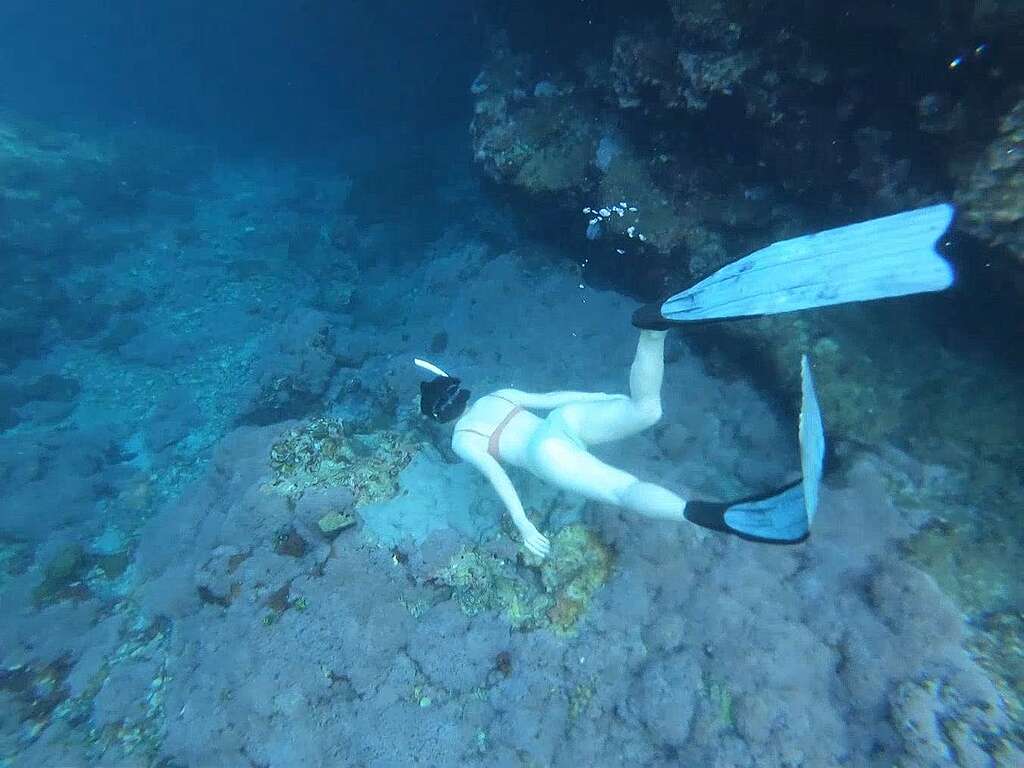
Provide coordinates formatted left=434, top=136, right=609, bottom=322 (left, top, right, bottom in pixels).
left=418, top=320, right=817, bottom=559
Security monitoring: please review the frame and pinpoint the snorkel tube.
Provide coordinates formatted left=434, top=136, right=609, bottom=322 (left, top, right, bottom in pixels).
left=414, top=358, right=450, bottom=378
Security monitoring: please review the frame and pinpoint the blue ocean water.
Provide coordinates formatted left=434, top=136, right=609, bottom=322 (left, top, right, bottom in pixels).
left=1, top=2, right=1023, bottom=766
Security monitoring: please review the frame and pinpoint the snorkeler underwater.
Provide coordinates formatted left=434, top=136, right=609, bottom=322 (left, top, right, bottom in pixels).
left=1, top=1, right=1022, bottom=766
left=420, top=205, right=952, bottom=556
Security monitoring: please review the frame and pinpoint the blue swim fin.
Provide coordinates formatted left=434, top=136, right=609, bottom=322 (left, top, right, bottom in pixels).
left=797, top=354, right=824, bottom=527
left=659, top=204, right=955, bottom=323
left=684, top=354, right=825, bottom=544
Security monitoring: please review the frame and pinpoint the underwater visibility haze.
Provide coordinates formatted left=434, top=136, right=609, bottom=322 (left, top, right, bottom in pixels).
left=2, top=1, right=1024, bottom=766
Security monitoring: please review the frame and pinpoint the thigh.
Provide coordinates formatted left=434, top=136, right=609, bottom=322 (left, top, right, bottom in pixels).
left=530, top=435, right=637, bottom=505
left=557, top=398, right=653, bottom=445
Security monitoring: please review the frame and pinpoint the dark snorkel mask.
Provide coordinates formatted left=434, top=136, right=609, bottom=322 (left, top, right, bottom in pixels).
left=414, top=358, right=470, bottom=423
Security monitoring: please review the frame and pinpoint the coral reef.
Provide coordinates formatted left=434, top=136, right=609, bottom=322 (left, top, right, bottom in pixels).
left=269, top=416, right=420, bottom=508
left=957, top=95, right=1024, bottom=261
left=610, top=0, right=769, bottom=115
left=236, top=309, right=342, bottom=426
left=111, top=421, right=1021, bottom=768
left=31, top=541, right=132, bottom=609
left=889, top=672, right=1021, bottom=768
left=2, top=88, right=1023, bottom=766
left=470, top=47, right=595, bottom=194
left=437, top=524, right=613, bottom=633
left=0, top=112, right=208, bottom=375
left=471, top=1, right=1024, bottom=288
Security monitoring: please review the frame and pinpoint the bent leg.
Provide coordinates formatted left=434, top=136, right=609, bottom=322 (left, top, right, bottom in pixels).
left=533, top=437, right=686, bottom=522
left=561, top=330, right=668, bottom=445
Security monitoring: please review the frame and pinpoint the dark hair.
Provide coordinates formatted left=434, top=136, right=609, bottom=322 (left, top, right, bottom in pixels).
left=420, top=375, right=470, bottom=423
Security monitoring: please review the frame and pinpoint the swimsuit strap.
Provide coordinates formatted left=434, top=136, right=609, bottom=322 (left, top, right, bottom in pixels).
left=454, top=395, right=525, bottom=459
left=453, top=428, right=490, bottom=440
left=488, top=406, right=523, bottom=459
left=485, top=393, right=520, bottom=406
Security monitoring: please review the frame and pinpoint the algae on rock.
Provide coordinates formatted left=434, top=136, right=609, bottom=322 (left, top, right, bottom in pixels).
left=437, top=524, right=613, bottom=634
left=269, top=416, right=420, bottom=508
left=32, top=543, right=131, bottom=608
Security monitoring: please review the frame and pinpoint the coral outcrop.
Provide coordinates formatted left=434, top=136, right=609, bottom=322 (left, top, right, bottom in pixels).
left=471, top=2, right=1024, bottom=281
left=957, top=95, right=1024, bottom=261
left=470, top=47, right=595, bottom=194
left=269, top=416, right=420, bottom=508
left=438, top=524, right=613, bottom=633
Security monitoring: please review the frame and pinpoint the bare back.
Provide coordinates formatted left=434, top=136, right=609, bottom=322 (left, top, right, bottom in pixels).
left=451, top=391, right=543, bottom=467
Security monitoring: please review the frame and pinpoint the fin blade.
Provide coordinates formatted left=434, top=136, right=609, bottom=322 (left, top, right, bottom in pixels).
left=718, top=354, right=827, bottom=542
left=662, top=204, right=955, bottom=322
left=723, top=483, right=809, bottom=543
left=799, top=354, right=825, bottom=526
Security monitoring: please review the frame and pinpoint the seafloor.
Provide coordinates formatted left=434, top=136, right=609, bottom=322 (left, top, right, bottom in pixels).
left=1, top=116, right=1023, bottom=768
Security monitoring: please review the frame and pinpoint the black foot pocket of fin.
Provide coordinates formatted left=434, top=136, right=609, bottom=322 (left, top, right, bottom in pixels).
left=632, top=303, right=675, bottom=331
left=682, top=500, right=732, bottom=534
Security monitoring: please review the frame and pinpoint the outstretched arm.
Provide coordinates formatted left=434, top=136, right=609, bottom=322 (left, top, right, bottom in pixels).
left=455, top=442, right=551, bottom=558
left=495, top=388, right=627, bottom=410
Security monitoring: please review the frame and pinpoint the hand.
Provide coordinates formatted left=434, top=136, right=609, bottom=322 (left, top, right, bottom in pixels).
left=517, top=521, right=551, bottom=560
